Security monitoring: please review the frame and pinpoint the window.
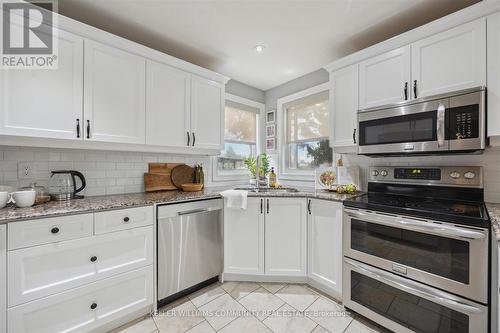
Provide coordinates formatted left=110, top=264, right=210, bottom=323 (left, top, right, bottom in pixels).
left=217, top=97, right=260, bottom=172
left=282, top=88, right=332, bottom=173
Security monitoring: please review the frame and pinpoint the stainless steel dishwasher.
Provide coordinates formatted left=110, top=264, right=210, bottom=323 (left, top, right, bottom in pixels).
left=157, top=198, right=223, bottom=305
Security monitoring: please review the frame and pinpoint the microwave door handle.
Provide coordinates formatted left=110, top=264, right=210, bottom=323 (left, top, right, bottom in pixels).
left=344, top=209, right=485, bottom=240
left=437, top=103, right=446, bottom=148
left=345, top=258, right=484, bottom=315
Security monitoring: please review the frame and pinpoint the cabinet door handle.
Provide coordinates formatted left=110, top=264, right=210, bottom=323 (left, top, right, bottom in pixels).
left=76, top=119, right=80, bottom=138
left=123, top=217, right=130, bottom=222
left=90, top=256, right=97, bottom=263
left=404, top=82, right=408, bottom=100
left=192, top=132, right=196, bottom=147
left=187, top=132, right=190, bottom=146
left=353, top=128, right=357, bottom=144
left=266, top=199, right=270, bottom=214
left=90, top=303, right=97, bottom=310
left=51, top=227, right=59, bottom=234
left=86, top=120, right=91, bottom=139
left=308, top=200, right=311, bottom=215
left=413, top=80, right=418, bottom=99
left=260, top=199, right=263, bottom=214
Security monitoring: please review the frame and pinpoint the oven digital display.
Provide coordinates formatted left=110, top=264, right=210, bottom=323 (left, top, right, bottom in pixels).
left=394, top=168, right=441, bottom=180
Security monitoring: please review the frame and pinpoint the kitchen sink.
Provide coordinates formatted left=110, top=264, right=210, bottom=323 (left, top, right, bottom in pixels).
left=234, top=187, right=299, bottom=193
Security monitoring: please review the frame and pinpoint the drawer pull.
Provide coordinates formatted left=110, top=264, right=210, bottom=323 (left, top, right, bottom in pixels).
left=51, top=227, right=60, bottom=234
left=123, top=217, right=130, bottom=222
left=90, top=303, right=97, bottom=310
left=90, top=256, right=98, bottom=263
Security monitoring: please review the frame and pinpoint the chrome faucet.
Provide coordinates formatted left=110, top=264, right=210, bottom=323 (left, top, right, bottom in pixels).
left=255, top=153, right=263, bottom=193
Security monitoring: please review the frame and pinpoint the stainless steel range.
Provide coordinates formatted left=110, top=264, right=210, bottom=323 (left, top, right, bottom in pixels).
left=342, top=166, right=489, bottom=333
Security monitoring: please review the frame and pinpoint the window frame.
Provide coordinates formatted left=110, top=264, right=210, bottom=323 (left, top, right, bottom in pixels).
left=211, top=93, right=264, bottom=183
left=277, top=83, right=331, bottom=181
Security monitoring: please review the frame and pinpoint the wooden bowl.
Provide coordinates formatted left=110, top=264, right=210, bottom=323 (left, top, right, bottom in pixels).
left=181, top=183, right=203, bottom=192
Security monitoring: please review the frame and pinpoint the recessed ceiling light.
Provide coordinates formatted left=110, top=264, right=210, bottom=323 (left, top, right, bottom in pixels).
left=254, top=45, right=265, bottom=53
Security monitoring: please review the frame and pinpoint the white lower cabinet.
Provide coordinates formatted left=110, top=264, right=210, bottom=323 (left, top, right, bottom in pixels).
left=8, top=225, right=153, bottom=306
left=1, top=225, right=6, bottom=333
left=265, top=198, right=307, bottom=276
left=8, top=266, right=153, bottom=333
left=224, top=198, right=264, bottom=275
left=307, top=199, right=343, bottom=298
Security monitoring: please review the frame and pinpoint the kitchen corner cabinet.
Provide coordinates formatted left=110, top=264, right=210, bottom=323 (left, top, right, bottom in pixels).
left=146, top=60, right=191, bottom=147
left=488, top=11, right=500, bottom=139
left=411, top=18, right=486, bottom=98
left=265, top=198, right=307, bottom=276
left=0, top=29, right=84, bottom=140
left=330, top=64, right=359, bottom=149
left=1, top=225, right=6, bottom=333
left=84, top=40, right=146, bottom=144
left=190, top=75, right=224, bottom=150
left=359, top=45, right=411, bottom=109
left=224, top=198, right=265, bottom=275
left=224, top=197, right=307, bottom=277
left=307, top=199, right=343, bottom=298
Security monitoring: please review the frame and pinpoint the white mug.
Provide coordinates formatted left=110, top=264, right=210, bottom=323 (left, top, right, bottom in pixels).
left=0, top=191, right=9, bottom=209
left=10, top=190, right=36, bottom=208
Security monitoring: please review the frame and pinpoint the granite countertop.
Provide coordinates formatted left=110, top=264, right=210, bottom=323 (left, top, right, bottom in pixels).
left=487, top=203, right=500, bottom=241
left=0, top=188, right=363, bottom=224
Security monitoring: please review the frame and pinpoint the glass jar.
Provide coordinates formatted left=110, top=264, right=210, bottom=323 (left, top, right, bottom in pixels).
left=20, top=182, right=51, bottom=204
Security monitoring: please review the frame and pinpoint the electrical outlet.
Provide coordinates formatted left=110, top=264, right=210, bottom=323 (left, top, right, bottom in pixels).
left=18, top=162, right=33, bottom=179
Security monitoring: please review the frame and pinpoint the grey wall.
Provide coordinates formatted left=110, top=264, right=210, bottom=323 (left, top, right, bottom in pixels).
left=264, top=69, right=329, bottom=111
left=226, top=79, right=265, bottom=103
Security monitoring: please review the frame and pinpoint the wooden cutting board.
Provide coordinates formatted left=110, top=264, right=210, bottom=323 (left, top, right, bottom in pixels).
left=144, top=163, right=182, bottom=192
left=171, top=164, right=196, bottom=189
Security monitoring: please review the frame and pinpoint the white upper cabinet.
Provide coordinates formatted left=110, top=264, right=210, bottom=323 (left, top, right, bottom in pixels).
left=146, top=60, right=191, bottom=147
left=307, top=199, right=343, bottom=298
left=359, top=45, right=411, bottom=109
left=84, top=40, right=146, bottom=144
left=330, top=64, right=359, bottom=149
left=487, top=12, right=500, bottom=139
left=265, top=198, right=307, bottom=276
left=0, top=29, right=84, bottom=140
left=411, top=18, right=486, bottom=98
left=224, top=198, right=265, bottom=275
left=190, top=75, right=224, bottom=150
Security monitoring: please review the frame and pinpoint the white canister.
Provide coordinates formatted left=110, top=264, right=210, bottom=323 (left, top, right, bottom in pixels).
left=0, top=191, right=9, bottom=209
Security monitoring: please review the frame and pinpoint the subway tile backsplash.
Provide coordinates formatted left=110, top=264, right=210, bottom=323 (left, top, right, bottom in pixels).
left=0, top=146, right=211, bottom=197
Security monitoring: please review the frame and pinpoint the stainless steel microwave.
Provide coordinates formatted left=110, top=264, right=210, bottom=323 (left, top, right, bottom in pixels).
left=357, top=87, right=486, bottom=155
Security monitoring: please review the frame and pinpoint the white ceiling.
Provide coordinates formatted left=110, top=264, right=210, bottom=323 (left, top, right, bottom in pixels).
left=58, top=0, right=480, bottom=91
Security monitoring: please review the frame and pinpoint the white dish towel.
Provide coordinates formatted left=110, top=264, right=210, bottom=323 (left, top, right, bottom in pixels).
left=220, top=190, right=248, bottom=210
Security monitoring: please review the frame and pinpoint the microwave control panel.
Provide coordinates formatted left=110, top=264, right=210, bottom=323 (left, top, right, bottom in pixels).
left=447, top=105, right=479, bottom=140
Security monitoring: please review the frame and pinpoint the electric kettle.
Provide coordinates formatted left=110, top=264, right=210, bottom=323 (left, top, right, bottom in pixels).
left=48, top=170, right=86, bottom=201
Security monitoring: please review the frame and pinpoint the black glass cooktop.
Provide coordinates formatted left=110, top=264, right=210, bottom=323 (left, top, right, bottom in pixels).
left=344, top=184, right=489, bottom=228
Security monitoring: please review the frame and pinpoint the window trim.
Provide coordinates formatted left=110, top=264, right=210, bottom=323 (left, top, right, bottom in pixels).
left=277, top=83, right=330, bottom=181
left=211, top=93, right=264, bottom=183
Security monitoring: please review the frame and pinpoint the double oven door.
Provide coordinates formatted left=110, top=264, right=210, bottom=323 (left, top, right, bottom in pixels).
left=343, top=208, right=488, bottom=333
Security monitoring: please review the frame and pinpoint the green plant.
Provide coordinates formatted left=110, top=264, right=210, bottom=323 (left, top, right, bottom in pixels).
left=244, top=154, right=271, bottom=178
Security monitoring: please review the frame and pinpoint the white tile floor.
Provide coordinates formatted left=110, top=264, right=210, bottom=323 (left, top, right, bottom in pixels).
left=112, top=282, right=389, bottom=333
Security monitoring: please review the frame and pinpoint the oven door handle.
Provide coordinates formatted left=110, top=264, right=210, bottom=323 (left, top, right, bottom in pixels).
left=344, top=258, right=484, bottom=315
left=437, top=103, right=446, bottom=148
left=345, top=209, right=486, bottom=240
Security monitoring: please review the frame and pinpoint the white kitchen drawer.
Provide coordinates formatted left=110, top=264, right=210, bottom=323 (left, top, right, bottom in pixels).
left=8, top=226, right=153, bottom=306
left=8, top=214, right=93, bottom=250
left=94, top=206, right=153, bottom=234
left=8, top=266, right=153, bottom=333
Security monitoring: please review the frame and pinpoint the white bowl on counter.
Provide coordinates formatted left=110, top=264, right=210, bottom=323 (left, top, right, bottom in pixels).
left=10, top=190, right=36, bottom=208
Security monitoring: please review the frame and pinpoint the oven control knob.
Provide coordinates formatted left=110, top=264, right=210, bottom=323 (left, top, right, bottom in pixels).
left=464, top=171, right=476, bottom=179
left=380, top=170, right=388, bottom=177
left=371, top=170, right=379, bottom=177
left=450, top=171, right=461, bottom=179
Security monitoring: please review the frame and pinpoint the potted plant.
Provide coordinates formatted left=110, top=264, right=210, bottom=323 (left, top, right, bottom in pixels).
left=244, top=154, right=271, bottom=186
